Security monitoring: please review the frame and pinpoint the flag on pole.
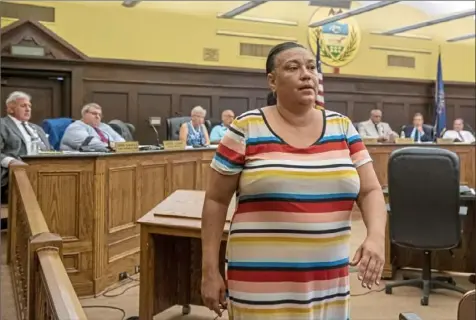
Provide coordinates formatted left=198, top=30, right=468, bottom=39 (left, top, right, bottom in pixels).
left=434, top=51, right=446, bottom=138
left=316, top=34, right=325, bottom=108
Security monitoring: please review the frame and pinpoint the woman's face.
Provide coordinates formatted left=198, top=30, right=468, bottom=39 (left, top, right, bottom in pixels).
left=191, top=112, right=205, bottom=126
left=267, top=47, right=318, bottom=107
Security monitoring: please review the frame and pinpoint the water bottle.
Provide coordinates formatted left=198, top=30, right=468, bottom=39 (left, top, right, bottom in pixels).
left=400, top=131, right=405, bottom=138
left=30, top=137, right=40, bottom=155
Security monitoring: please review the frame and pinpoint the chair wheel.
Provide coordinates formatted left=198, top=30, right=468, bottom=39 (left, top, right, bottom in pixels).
left=182, top=304, right=191, bottom=315
left=420, top=297, right=429, bottom=306
left=385, top=286, right=392, bottom=294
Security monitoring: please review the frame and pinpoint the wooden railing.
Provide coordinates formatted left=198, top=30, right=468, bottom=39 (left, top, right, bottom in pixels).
left=8, top=168, right=87, bottom=320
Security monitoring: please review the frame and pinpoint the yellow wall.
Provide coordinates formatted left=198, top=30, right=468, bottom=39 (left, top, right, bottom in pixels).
left=2, top=1, right=475, bottom=82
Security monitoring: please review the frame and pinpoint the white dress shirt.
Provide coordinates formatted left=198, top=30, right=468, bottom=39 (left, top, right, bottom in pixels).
left=443, top=130, right=475, bottom=143
left=0, top=116, right=41, bottom=168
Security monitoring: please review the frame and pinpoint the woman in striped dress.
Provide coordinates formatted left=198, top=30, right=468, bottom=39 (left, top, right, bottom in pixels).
left=201, top=42, right=387, bottom=320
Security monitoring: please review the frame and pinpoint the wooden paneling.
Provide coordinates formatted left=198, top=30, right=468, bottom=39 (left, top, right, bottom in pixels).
left=1, top=19, right=475, bottom=144
left=21, top=144, right=474, bottom=295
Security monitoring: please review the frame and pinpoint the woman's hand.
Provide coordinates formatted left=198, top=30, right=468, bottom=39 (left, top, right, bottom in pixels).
left=201, top=271, right=227, bottom=316
left=350, top=233, right=385, bottom=289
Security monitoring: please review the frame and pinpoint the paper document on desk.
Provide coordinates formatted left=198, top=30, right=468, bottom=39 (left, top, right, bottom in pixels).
left=460, top=185, right=474, bottom=194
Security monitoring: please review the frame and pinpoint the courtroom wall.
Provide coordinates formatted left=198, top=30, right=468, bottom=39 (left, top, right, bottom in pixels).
left=3, top=55, right=475, bottom=145
left=1, top=1, right=475, bottom=82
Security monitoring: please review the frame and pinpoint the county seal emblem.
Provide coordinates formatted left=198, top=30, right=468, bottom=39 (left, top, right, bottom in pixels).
left=308, top=7, right=361, bottom=68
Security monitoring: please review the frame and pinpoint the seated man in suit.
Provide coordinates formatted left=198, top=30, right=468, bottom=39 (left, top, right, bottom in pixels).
left=358, top=109, right=398, bottom=142
left=442, top=118, right=475, bottom=143
left=209, top=109, right=235, bottom=144
left=401, top=112, right=433, bottom=142
left=60, top=103, right=125, bottom=151
left=1, top=91, right=51, bottom=229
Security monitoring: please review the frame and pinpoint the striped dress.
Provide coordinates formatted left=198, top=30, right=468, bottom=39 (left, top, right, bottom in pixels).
left=210, top=108, right=372, bottom=320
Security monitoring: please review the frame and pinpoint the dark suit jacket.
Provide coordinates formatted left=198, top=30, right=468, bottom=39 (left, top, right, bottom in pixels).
left=0, top=116, right=50, bottom=186
left=402, top=125, right=433, bottom=142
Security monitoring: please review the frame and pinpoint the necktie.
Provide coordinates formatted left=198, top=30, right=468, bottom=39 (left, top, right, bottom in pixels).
left=458, top=132, right=465, bottom=142
left=414, top=130, right=420, bottom=142
left=22, top=122, right=46, bottom=150
left=375, top=124, right=379, bottom=134
left=94, top=127, right=109, bottom=143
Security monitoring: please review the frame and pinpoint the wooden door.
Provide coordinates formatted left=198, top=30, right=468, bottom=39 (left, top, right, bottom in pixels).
left=1, top=76, right=63, bottom=125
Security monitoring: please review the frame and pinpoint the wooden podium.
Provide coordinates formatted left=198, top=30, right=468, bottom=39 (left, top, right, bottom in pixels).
left=137, top=190, right=234, bottom=320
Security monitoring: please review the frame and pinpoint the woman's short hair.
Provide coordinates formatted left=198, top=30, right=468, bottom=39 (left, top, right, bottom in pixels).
left=191, top=106, right=206, bottom=117
left=81, top=103, right=102, bottom=116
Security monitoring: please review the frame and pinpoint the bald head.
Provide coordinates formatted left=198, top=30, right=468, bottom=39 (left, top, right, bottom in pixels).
left=370, top=109, right=382, bottom=124
left=221, top=109, right=235, bottom=127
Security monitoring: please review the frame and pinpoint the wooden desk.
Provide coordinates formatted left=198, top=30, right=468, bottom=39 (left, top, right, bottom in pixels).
left=366, top=144, right=475, bottom=279
left=365, top=144, right=475, bottom=188
left=11, top=148, right=217, bottom=296
left=10, top=144, right=474, bottom=294
left=384, top=191, right=476, bottom=279
left=137, top=190, right=234, bottom=320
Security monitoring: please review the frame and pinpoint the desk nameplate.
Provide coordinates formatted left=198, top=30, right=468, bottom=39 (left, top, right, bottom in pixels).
left=163, top=140, right=186, bottom=150
left=114, top=141, right=139, bottom=152
left=395, top=138, right=414, bottom=144
left=362, top=138, right=378, bottom=144
left=437, top=138, right=454, bottom=144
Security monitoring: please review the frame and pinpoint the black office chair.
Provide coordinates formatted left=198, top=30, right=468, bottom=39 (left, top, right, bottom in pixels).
left=205, top=119, right=222, bottom=134
left=166, top=116, right=191, bottom=140
left=385, top=147, right=468, bottom=306
left=108, top=120, right=134, bottom=141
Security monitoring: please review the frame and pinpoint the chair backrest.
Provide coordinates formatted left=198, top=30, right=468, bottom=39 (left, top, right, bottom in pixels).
left=205, top=119, right=221, bottom=134
left=42, top=118, right=74, bottom=150
left=166, top=116, right=191, bottom=140
left=422, top=124, right=435, bottom=139
left=458, top=290, right=475, bottom=320
left=388, top=147, right=461, bottom=249
left=108, top=119, right=134, bottom=141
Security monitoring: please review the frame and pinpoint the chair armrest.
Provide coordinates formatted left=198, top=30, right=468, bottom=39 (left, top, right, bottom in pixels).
left=399, top=313, right=423, bottom=320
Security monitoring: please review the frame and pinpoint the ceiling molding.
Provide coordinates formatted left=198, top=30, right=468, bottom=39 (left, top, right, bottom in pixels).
left=380, top=9, right=476, bottom=35
left=308, top=0, right=400, bottom=28
left=447, top=33, right=475, bottom=43
left=231, top=15, right=298, bottom=26
left=370, top=31, right=432, bottom=41
left=216, top=30, right=297, bottom=42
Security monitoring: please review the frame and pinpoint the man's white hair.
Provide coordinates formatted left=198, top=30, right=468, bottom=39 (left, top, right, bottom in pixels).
left=81, top=103, right=102, bottom=116
left=191, top=106, right=206, bottom=116
left=6, top=91, right=31, bottom=105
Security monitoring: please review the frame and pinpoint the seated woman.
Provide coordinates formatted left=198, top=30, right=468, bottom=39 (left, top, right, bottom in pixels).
left=179, top=106, right=210, bottom=146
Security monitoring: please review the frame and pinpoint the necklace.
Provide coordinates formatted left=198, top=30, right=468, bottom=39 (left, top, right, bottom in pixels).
left=189, top=121, right=200, bottom=135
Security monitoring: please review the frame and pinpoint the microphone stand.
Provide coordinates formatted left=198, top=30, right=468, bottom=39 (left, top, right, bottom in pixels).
left=151, top=125, right=160, bottom=146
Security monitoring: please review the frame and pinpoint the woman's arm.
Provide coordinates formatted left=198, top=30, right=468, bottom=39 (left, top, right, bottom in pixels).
left=353, top=162, right=387, bottom=287
left=356, top=162, right=387, bottom=238
left=202, top=124, right=211, bottom=145
left=201, top=170, right=239, bottom=274
left=179, top=123, right=188, bottom=143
